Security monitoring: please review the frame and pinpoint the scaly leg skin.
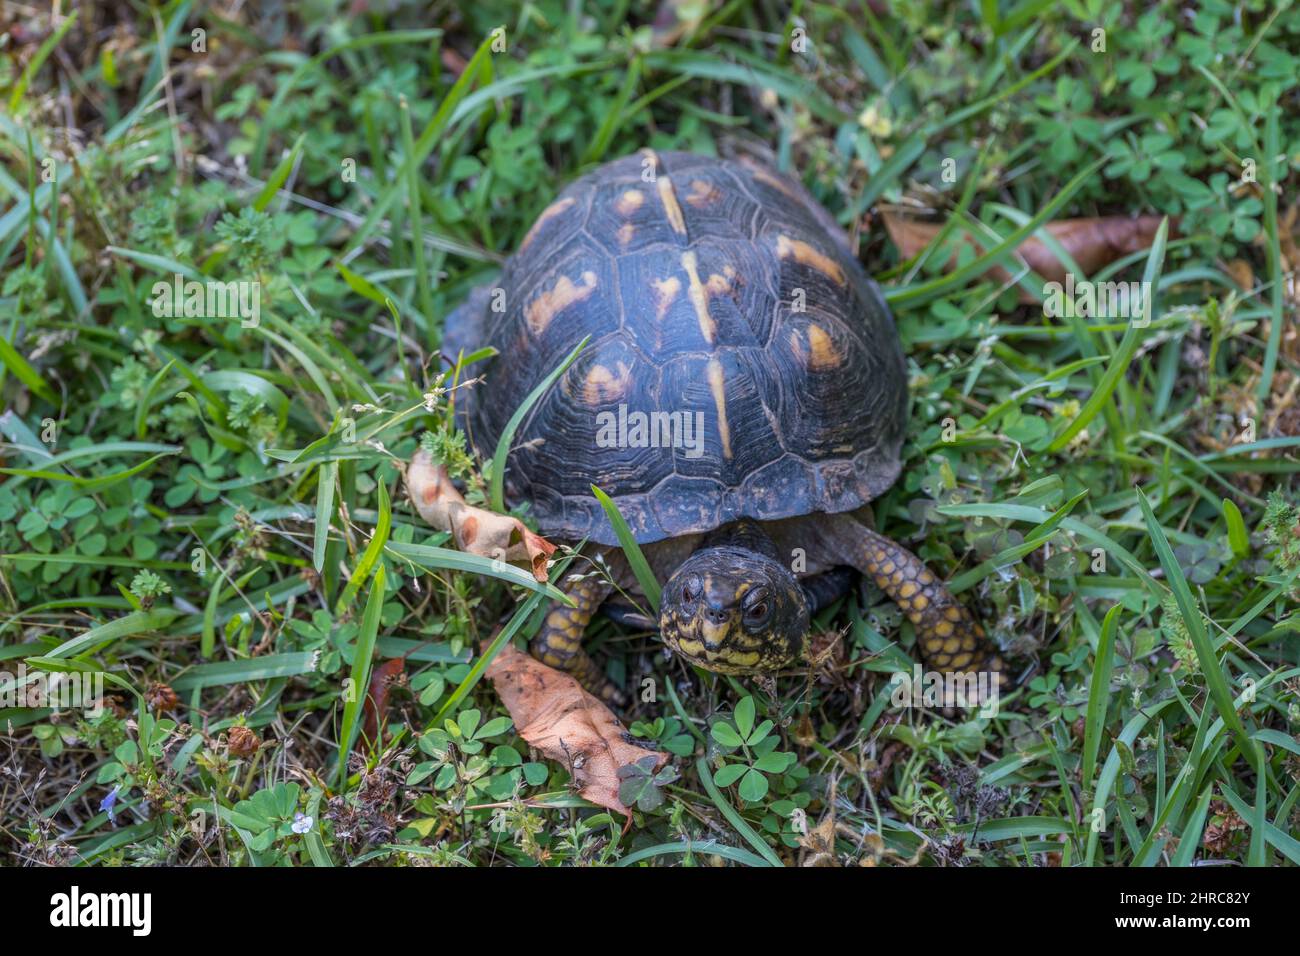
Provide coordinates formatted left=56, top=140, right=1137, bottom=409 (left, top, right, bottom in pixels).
left=850, top=526, right=1005, bottom=708
left=529, top=571, right=625, bottom=704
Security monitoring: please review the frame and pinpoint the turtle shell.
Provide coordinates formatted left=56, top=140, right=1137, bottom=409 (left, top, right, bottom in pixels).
left=445, top=150, right=907, bottom=546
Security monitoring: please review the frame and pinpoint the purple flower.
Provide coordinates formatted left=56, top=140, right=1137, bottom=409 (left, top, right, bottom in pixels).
left=100, top=785, right=120, bottom=825
left=291, top=812, right=313, bottom=835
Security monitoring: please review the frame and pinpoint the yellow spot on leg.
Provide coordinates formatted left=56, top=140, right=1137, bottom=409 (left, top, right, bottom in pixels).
left=617, top=223, right=635, bottom=247
left=707, top=358, right=732, bottom=459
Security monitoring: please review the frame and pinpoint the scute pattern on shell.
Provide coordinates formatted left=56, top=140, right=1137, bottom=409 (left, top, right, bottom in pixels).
left=445, top=151, right=908, bottom=546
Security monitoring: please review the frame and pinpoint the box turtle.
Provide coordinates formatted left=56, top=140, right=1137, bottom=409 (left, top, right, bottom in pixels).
left=445, top=149, right=1003, bottom=703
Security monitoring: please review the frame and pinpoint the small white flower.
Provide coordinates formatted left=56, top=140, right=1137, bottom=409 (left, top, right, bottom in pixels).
left=292, top=812, right=314, bottom=834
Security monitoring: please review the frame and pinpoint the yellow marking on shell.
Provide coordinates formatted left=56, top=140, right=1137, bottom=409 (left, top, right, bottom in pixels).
left=519, top=196, right=576, bottom=251
left=934, top=620, right=955, bottom=639
left=681, top=251, right=726, bottom=344
left=706, top=272, right=732, bottom=297
left=746, top=161, right=802, bottom=202
left=776, top=234, right=846, bottom=286
left=524, top=270, right=597, bottom=335
left=707, top=358, right=732, bottom=459
left=615, top=189, right=645, bottom=216
left=943, top=606, right=963, bottom=623
left=657, top=176, right=687, bottom=235
left=617, top=223, right=635, bottom=247
left=685, top=179, right=721, bottom=207
left=942, top=637, right=961, bottom=654
left=724, top=650, right=762, bottom=668
left=912, top=593, right=929, bottom=611
left=899, top=581, right=919, bottom=599
left=582, top=361, right=630, bottom=405
left=806, top=323, right=842, bottom=370
left=652, top=276, right=681, bottom=321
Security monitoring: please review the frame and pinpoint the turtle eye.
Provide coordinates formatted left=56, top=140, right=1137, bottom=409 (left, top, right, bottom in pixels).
left=681, top=574, right=702, bottom=603
left=743, top=589, right=771, bottom=627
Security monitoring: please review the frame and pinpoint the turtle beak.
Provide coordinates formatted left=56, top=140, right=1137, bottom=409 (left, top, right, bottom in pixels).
left=699, top=618, right=730, bottom=650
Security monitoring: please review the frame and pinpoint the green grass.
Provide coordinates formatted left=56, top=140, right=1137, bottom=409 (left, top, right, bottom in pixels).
left=1, top=0, right=1298, bottom=868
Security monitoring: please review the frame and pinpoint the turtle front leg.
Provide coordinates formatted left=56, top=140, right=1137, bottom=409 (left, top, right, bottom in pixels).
left=530, top=571, right=625, bottom=704
left=823, top=518, right=1004, bottom=695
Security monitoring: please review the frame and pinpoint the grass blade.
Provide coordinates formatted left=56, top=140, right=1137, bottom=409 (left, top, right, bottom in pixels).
left=8, top=10, right=78, bottom=113
left=592, top=485, right=662, bottom=614
left=695, top=758, right=782, bottom=867
left=1135, top=489, right=1260, bottom=773
left=313, top=461, right=337, bottom=573
left=1047, top=217, right=1168, bottom=452
left=336, top=479, right=390, bottom=614
left=489, top=335, right=589, bottom=513
left=1223, top=498, right=1249, bottom=558
left=336, top=564, right=386, bottom=785
left=1081, top=604, right=1120, bottom=789
left=0, top=334, right=57, bottom=403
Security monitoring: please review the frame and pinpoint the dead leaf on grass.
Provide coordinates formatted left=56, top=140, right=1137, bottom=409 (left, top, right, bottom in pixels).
left=883, top=211, right=1169, bottom=300
left=485, top=643, right=667, bottom=819
left=405, top=448, right=556, bottom=582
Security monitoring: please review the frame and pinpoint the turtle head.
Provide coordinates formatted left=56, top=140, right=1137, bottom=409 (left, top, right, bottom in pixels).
left=659, top=545, right=808, bottom=674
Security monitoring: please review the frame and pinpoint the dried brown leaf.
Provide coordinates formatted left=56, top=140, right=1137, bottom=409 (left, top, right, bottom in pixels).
left=486, top=643, right=667, bottom=819
left=883, top=211, right=1169, bottom=301
left=405, top=449, right=556, bottom=582
left=360, top=656, right=406, bottom=751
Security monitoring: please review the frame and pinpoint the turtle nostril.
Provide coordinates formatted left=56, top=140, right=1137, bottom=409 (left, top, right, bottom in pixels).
left=703, top=606, right=728, bottom=626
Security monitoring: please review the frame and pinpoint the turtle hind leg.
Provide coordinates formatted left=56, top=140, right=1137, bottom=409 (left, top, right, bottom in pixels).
left=834, top=523, right=1004, bottom=702
left=529, top=571, right=626, bottom=705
